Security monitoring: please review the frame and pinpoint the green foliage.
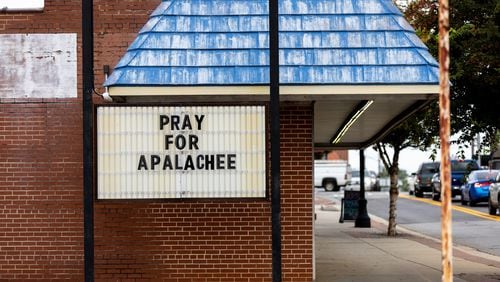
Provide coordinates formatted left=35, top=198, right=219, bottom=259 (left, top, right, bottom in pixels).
left=374, top=106, right=440, bottom=172
left=405, top=0, right=500, bottom=150
left=404, top=0, right=439, bottom=56
left=379, top=0, right=498, bottom=236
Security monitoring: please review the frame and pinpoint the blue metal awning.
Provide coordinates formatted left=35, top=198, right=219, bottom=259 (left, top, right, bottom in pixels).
left=104, top=0, right=438, bottom=87
left=103, top=0, right=440, bottom=148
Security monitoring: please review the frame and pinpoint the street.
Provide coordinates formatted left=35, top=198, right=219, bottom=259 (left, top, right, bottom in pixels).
left=316, top=188, right=500, bottom=257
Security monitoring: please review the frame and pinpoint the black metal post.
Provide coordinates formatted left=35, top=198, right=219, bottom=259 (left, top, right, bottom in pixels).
left=82, top=0, right=94, bottom=280
left=355, top=149, right=371, bottom=228
left=269, top=0, right=282, bottom=281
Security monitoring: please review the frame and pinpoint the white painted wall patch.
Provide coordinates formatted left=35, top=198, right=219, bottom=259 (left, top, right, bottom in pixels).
left=0, top=0, right=44, bottom=12
left=0, top=33, right=77, bottom=99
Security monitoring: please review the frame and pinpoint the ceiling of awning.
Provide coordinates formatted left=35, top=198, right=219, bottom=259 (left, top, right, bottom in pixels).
left=313, top=92, right=435, bottom=149
left=103, top=0, right=439, bottom=149
left=109, top=85, right=437, bottom=149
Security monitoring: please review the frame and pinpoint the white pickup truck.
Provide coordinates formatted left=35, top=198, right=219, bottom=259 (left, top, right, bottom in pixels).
left=314, top=160, right=352, bottom=191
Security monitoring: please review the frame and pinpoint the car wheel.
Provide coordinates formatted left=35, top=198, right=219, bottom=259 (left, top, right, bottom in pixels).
left=415, top=188, right=423, bottom=198
left=324, top=181, right=335, bottom=192
left=460, top=192, right=468, bottom=205
left=409, top=190, right=414, bottom=196
left=488, top=199, right=497, bottom=215
left=468, top=192, right=476, bottom=207
left=432, top=188, right=440, bottom=201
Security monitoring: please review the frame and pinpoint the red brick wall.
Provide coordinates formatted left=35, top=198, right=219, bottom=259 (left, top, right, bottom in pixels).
left=93, top=102, right=313, bottom=281
left=280, top=103, right=314, bottom=281
left=0, top=1, right=314, bottom=280
left=0, top=0, right=85, bottom=280
left=0, top=103, right=83, bottom=280
left=94, top=0, right=159, bottom=93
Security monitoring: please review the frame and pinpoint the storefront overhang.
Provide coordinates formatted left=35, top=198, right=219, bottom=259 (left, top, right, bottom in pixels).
left=104, top=0, right=440, bottom=150
left=106, top=84, right=438, bottom=149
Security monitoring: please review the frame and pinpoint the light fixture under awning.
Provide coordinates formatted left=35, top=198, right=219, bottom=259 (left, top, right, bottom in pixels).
left=331, top=100, right=374, bottom=144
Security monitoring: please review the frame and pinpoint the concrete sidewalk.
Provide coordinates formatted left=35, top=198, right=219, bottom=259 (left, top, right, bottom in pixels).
left=314, top=202, right=500, bottom=282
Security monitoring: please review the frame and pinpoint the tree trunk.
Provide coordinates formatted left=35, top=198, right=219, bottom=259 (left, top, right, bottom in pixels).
left=387, top=166, right=399, bottom=236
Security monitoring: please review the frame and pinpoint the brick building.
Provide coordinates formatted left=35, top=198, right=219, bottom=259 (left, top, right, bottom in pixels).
left=0, top=0, right=438, bottom=280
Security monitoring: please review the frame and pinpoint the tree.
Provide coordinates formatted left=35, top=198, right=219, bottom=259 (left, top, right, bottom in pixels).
left=405, top=0, right=500, bottom=151
left=374, top=110, right=437, bottom=236
left=374, top=0, right=500, bottom=236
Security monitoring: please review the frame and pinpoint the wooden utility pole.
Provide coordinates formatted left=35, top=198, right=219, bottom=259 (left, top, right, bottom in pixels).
left=438, top=0, right=452, bottom=281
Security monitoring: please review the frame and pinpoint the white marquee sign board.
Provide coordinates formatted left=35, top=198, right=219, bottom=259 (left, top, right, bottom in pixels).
left=97, top=106, right=266, bottom=199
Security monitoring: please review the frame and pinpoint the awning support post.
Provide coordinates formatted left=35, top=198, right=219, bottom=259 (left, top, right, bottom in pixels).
left=269, top=0, right=282, bottom=281
left=355, top=149, right=371, bottom=228
left=83, top=0, right=95, bottom=281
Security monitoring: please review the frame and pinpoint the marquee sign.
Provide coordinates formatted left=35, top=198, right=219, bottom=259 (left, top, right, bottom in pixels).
left=97, top=106, right=266, bottom=199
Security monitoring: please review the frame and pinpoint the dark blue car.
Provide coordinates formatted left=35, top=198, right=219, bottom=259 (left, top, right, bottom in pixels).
left=461, top=170, right=500, bottom=206
left=431, top=160, right=480, bottom=201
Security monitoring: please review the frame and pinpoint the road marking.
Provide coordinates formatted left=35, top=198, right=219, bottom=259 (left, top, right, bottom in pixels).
left=400, top=194, right=500, bottom=222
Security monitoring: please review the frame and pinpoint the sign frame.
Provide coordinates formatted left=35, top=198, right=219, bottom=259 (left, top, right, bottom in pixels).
left=93, top=103, right=269, bottom=201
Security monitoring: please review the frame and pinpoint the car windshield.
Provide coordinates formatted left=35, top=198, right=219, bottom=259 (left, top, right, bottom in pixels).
left=421, top=163, right=438, bottom=173
left=352, top=171, right=360, bottom=177
left=451, top=161, right=479, bottom=172
left=474, top=171, right=499, bottom=181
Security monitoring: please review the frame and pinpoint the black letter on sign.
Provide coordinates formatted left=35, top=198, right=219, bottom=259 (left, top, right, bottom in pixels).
left=138, top=155, right=148, bottom=170
left=175, top=155, right=183, bottom=170
left=181, top=115, right=192, bottom=130
left=171, top=115, right=180, bottom=130
left=184, top=155, right=195, bottom=170
left=189, top=135, right=199, bottom=150
left=175, top=135, right=186, bottom=150
left=163, top=155, right=173, bottom=170
left=151, top=155, right=161, bottom=170
left=195, top=115, right=205, bottom=130
left=216, top=154, right=225, bottom=169
left=196, top=155, right=204, bottom=169
left=160, top=115, right=169, bottom=130
left=205, top=155, right=215, bottom=170
left=165, top=135, right=174, bottom=150
left=227, top=154, right=236, bottom=169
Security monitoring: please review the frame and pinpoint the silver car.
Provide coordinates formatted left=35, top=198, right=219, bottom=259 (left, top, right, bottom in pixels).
left=347, top=170, right=380, bottom=191
left=488, top=171, right=500, bottom=215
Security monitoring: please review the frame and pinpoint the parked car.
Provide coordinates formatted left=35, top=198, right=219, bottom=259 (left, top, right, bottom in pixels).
left=347, top=170, right=380, bottom=191
left=414, top=162, right=440, bottom=197
left=314, top=160, right=352, bottom=191
left=431, top=159, right=480, bottom=201
left=369, top=170, right=381, bottom=191
left=460, top=170, right=499, bottom=206
left=488, top=171, right=500, bottom=215
left=430, top=173, right=441, bottom=200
